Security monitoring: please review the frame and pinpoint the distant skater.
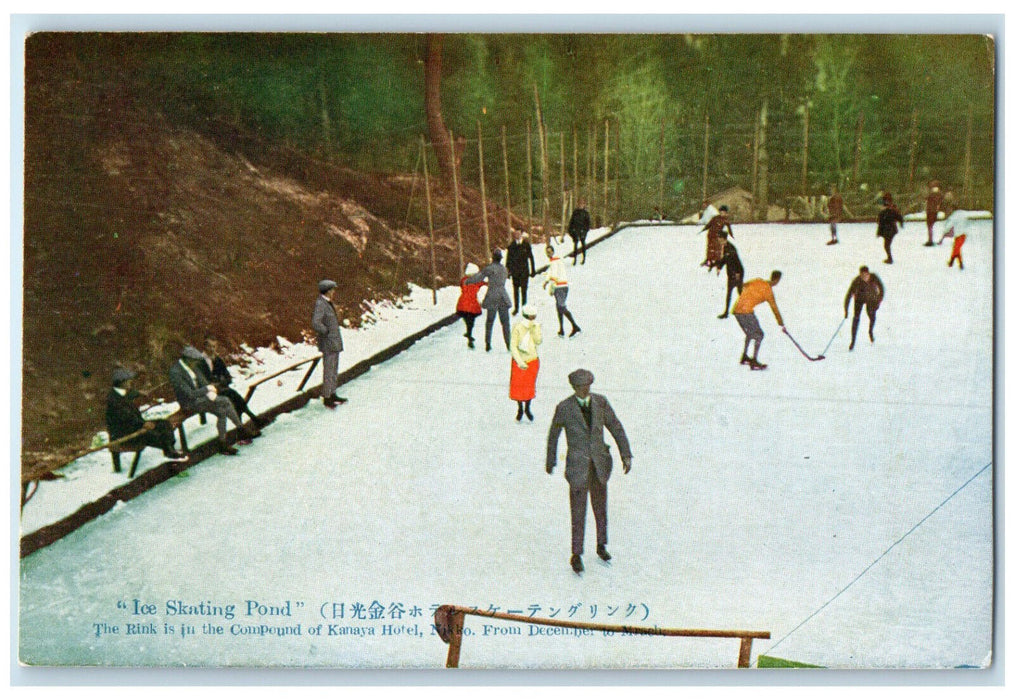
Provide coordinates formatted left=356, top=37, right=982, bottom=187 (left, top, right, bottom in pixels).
left=543, top=244, right=581, bottom=337
left=456, top=262, right=485, bottom=348
left=509, top=304, right=542, bottom=422
left=702, top=205, right=733, bottom=270
left=844, top=265, right=884, bottom=350
left=925, top=180, right=944, bottom=247
left=876, top=194, right=905, bottom=264
left=826, top=185, right=844, bottom=245
left=506, top=230, right=537, bottom=315
left=938, top=203, right=972, bottom=270
left=731, top=271, right=785, bottom=370
left=567, top=200, right=592, bottom=265
left=466, top=249, right=513, bottom=352
left=715, top=241, right=744, bottom=319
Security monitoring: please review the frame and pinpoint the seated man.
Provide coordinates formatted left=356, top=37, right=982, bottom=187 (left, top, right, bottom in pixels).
left=202, top=335, right=264, bottom=429
left=105, top=367, right=188, bottom=463
left=168, top=345, right=258, bottom=456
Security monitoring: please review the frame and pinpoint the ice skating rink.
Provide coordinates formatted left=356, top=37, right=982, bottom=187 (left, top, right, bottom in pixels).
left=19, top=220, right=994, bottom=669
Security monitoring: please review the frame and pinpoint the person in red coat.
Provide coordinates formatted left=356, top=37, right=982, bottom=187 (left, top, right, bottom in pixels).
left=925, top=180, right=944, bottom=247
left=456, top=262, right=486, bottom=349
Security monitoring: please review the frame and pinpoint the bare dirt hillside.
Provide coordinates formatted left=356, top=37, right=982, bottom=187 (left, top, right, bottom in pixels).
left=23, top=43, right=526, bottom=477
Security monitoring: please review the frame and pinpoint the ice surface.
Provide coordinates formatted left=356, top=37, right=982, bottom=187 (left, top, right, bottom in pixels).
left=18, top=220, right=994, bottom=669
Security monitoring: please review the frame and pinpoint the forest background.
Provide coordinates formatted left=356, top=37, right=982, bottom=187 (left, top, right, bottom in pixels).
left=21, top=32, right=995, bottom=479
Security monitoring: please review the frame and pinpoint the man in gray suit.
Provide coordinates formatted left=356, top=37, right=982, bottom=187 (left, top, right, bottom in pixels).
left=168, top=345, right=256, bottom=455
left=465, top=250, right=512, bottom=352
left=312, top=279, right=347, bottom=409
left=546, top=369, right=632, bottom=574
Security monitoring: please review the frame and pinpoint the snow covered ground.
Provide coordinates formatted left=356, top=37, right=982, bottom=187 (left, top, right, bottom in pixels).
left=18, top=220, right=994, bottom=670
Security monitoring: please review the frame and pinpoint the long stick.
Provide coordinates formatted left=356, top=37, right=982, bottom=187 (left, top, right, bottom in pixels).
left=783, top=327, right=826, bottom=361
left=821, top=316, right=848, bottom=357
left=502, top=124, right=512, bottom=240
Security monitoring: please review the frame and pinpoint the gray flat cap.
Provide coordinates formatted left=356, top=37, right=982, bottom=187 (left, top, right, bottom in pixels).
left=111, top=367, right=136, bottom=384
left=318, top=279, right=338, bottom=293
left=568, top=368, right=595, bottom=387
left=181, top=345, right=204, bottom=360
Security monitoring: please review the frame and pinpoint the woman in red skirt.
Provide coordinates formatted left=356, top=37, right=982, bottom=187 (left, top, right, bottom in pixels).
left=456, top=262, right=485, bottom=348
left=509, top=304, right=543, bottom=421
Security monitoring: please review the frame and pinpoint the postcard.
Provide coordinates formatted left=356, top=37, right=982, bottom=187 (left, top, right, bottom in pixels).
left=16, top=24, right=996, bottom=672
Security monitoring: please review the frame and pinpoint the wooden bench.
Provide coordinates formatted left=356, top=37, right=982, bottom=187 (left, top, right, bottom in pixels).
left=108, top=408, right=205, bottom=477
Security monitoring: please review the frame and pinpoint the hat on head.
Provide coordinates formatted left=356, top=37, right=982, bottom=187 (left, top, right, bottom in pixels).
left=181, top=345, right=204, bottom=360
left=718, top=204, right=729, bottom=212
left=465, top=262, right=479, bottom=275
left=111, top=366, right=136, bottom=385
left=522, top=304, right=536, bottom=318
left=318, top=279, right=337, bottom=294
left=568, top=368, right=595, bottom=387
left=492, top=249, right=503, bottom=262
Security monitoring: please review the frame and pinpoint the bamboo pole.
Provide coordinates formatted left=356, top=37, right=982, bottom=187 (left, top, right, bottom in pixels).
left=559, top=131, right=567, bottom=243
left=526, top=119, right=534, bottom=222
left=602, top=118, right=610, bottom=226
left=534, top=84, right=549, bottom=240
left=590, top=122, right=598, bottom=218
left=449, top=128, right=464, bottom=276
left=421, top=136, right=437, bottom=305
left=502, top=125, right=512, bottom=240
left=702, top=113, right=710, bottom=203
left=477, top=119, right=491, bottom=261
left=572, top=125, right=579, bottom=212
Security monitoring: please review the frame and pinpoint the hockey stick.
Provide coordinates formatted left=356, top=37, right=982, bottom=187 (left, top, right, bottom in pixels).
left=820, top=317, right=848, bottom=358
left=782, top=327, right=826, bottom=361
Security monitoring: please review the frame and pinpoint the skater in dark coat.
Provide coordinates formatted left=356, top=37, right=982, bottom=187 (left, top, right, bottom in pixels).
left=456, top=262, right=485, bottom=348
left=701, top=205, right=733, bottom=270
left=826, top=185, right=844, bottom=245
left=876, top=195, right=905, bottom=264
left=567, top=200, right=592, bottom=265
left=731, top=271, right=784, bottom=370
left=466, top=249, right=512, bottom=352
left=505, top=230, right=537, bottom=315
left=202, top=335, right=264, bottom=428
left=844, top=265, right=885, bottom=350
left=106, top=367, right=187, bottom=463
left=546, top=369, right=632, bottom=574
left=715, top=242, right=744, bottom=319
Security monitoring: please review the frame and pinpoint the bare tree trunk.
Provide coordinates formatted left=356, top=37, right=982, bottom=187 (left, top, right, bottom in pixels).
left=424, top=34, right=455, bottom=179
left=590, top=122, right=598, bottom=217
left=702, top=113, right=710, bottom=203
left=421, top=136, right=437, bottom=305
left=801, top=102, right=810, bottom=197
left=907, top=108, right=919, bottom=193
left=318, top=73, right=332, bottom=154
left=852, top=110, right=865, bottom=185
left=751, top=108, right=760, bottom=220
left=758, top=99, right=769, bottom=218
left=477, top=119, right=491, bottom=261
left=559, top=132, right=567, bottom=241
left=534, top=85, right=550, bottom=240
left=963, top=106, right=973, bottom=198
left=526, top=120, right=534, bottom=222
left=602, top=118, right=610, bottom=225
left=502, top=125, right=512, bottom=240
left=658, top=116, right=666, bottom=212
left=449, top=128, right=464, bottom=276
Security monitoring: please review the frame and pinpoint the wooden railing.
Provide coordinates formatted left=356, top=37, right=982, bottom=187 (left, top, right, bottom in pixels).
left=433, top=605, right=770, bottom=669
left=242, top=355, right=321, bottom=404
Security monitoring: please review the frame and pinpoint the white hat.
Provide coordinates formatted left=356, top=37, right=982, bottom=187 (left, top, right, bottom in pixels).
left=465, top=263, right=479, bottom=275
left=522, top=304, right=537, bottom=318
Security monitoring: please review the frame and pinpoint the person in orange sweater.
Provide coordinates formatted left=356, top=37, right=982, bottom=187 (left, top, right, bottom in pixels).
left=731, top=271, right=784, bottom=370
